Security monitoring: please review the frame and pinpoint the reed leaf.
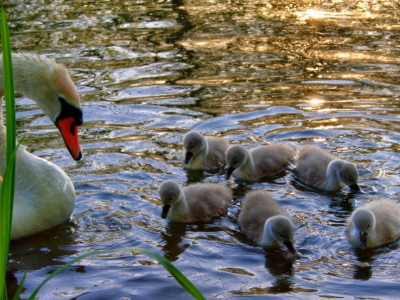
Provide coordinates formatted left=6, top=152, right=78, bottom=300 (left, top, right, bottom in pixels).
left=11, top=273, right=25, bottom=300
left=1, top=7, right=16, bottom=160
left=0, top=7, right=17, bottom=300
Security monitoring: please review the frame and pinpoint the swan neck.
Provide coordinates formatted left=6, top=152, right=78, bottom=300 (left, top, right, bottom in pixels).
left=198, top=138, right=209, bottom=158
left=174, top=191, right=189, bottom=215
left=326, top=160, right=344, bottom=188
left=1, top=54, right=33, bottom=102
left=0, top=53, right=64, bottom=117
left=196, top=136, right=208, bottom=159
left=242, top=151, right=255, bottom=173
left=261, top=219, right=274, bottom=246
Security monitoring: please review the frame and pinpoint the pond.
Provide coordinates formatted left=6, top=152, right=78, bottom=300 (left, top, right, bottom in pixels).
left=4, top=0, right=400, bottom=299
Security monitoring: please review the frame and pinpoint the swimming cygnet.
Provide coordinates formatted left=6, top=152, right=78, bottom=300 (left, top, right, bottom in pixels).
left=238, top=190, right=296, bottom=253
left=294, top=145, right=360, bottom=191
left=345, top=200, right=400, bottom=248
left=225, top=144, right=295, bottom=180
left=183, top=131, right=230, bottom=170
left=159, top=180, right=232, bottom=222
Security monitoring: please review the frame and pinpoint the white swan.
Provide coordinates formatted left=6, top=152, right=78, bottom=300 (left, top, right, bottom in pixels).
left=0, top=53, right=83, bottom=239
left=183, top=131, right=230, bottom=170
left=294, top=145, right=360, bottom=191
left=225, top=144, right=295, bottom=180
left=345, top=200, right=400, bottom=248
left=159, top=180, right=232, bottom=222
left=238, top=190, right=296, bottom=253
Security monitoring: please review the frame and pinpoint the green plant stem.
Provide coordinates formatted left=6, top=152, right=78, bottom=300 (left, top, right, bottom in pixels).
left=0, top=7, right=17, bottom=300
left=1, top=8, right=15, bottom=162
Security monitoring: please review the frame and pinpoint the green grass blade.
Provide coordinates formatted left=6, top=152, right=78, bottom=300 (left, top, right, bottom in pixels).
left=1, top=7, right=16, bottom=160
left=28, top=248, right=205, bottom=300
left=12, top=272, right=26, bottom=300
left=2, top=285, right=6, bottom=300
left=137, top=249, right=206, bottom=300
left=0, top=7, right=16, bottom=300
left=0, top=139, right=22, bottom=300
left=0, top=145, right=18, bottom=300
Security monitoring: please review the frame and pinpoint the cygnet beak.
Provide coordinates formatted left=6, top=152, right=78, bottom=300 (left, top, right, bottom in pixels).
left=350, top=184, right=361, bottom=192
left=184, top=152, right=193, bottom=164
left=225, top=167, right=235, bottom=179
left=359, top=232, right=367, bottom=248
left=161, top=205, right=171, bottom=219
left=283, top=240, right=296, bottom=254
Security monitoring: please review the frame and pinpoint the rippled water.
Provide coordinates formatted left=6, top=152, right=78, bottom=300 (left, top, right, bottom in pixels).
left=4, top=0, right=400, bottom=299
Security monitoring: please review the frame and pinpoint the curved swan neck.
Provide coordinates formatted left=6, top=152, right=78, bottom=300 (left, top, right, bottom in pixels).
left=198, top=139, right=209, bottom=158
left=172, top=191, right=189, bottom=216
left=1, top=53, right=54, bottom=100
left=261, top=221, right=274, bottom=246
left=178, top=192, right=189, bottom=211
left=1, top=53, right=83, bottom=161
left=240, top=150, right=255, bottom=173
left=0, top=53, right=80, bottom=122
left=326, top=160, right=345, bottom=189
left=261, top=217, right=281, bottom=247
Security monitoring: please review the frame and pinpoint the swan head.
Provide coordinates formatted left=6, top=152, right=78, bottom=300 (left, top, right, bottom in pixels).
left=338, top=161, right=360, bottom=191
left=264, top=215, right=296, bottom=253
left=13, top=54, right=83, bottom=160
left=159, top=180, right=184, bottom=219
left=352, top=207, right=375, bottom=248
left=183, top=131, right=207, bottom=164
left=225, top=145, right=248, bottom=179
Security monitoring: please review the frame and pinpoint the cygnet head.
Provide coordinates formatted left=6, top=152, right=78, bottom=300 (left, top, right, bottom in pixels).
left=338, top=161, right=360, bottom=191
left=225, top=145, right=248, bottom=179
left=159, top=180, right=184, bottom=219
left=183, top=131, right=207, bottom=164
left=352, top=207, right=375, bottom=248
left=264, top=215, right=296, bottom=253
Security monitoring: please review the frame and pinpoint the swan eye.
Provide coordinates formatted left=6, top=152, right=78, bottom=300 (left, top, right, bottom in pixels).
left=57, top=96, right=83, bottom=125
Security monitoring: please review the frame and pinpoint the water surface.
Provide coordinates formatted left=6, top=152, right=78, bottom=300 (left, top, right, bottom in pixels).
left=4, top=0, right=400, bottom=299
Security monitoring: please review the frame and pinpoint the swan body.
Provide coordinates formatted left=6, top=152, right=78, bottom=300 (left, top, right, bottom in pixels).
left=159, top=180, right=232, bottom=222
left=345, top=200, right=400, bottom=248
left=225, top=144, right=294, bottom=180
left=0, top=53, right=83, bottom=239
left=238, top=190, right=296, bottom=253
left=183, top=131, right=230, bottom=170
left=294, top=145, right=360, bottom=191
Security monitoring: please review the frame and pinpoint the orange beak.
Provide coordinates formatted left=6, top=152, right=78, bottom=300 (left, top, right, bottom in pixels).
left=56, top=116, right=82, bottom=161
